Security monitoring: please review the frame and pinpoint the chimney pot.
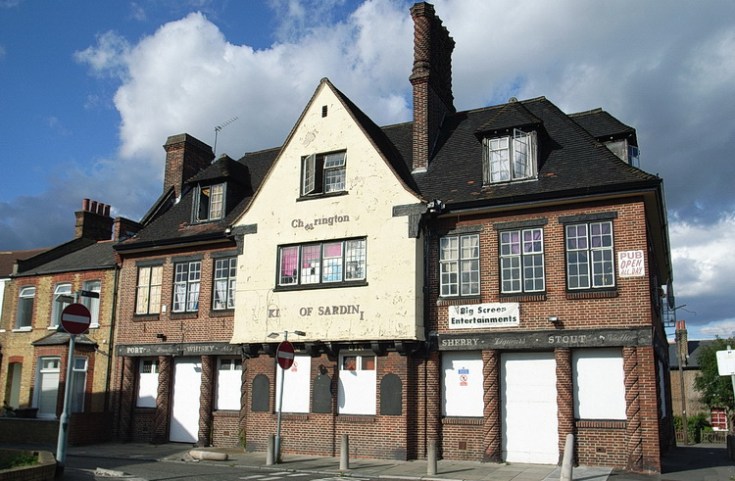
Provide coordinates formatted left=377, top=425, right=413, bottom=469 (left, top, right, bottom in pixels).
left=83, top=198, right=90, bottom=212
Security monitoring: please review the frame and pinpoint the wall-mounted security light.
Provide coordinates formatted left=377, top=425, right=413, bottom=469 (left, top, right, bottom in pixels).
left=548, top=316, right=560, bottom=324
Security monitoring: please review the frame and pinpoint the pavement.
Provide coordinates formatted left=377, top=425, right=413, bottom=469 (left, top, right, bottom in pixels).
left=4, top=441, right=734, bottom=481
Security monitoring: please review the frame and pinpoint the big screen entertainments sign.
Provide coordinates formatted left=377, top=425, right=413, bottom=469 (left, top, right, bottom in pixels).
left=448, top=302, right=520, bottom=329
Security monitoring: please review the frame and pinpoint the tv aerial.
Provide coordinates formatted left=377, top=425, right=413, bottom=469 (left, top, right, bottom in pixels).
left=213, top=116, right=239, bottom=156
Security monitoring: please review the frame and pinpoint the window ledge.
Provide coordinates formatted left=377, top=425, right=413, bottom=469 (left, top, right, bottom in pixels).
left=297, top=191, right=348, bottom=202
left=170, top=312, right=199, bottom=320
left=500, top=293, right=547, bottom=302
left=133, top=314, right=160, bottom=322
left=210, top=309, right=235, bottom=318
left=89, top=323, right=100, bottom=329
left=12, top=327, right=32, bottom=333
left=275, top=281, right=367, bottom=292
left=575, top=419, right=626, bottom=429
left=272, top=413, right=309, bottom=421
left=442, top=416, right=483, bottom=425
left=437, top=296, right=482, bottom=306
left=566, top=289, right=618, bottom=300
left=336, top=414, right=376, bottom=423
left=213, top=410, right=239, bottom=417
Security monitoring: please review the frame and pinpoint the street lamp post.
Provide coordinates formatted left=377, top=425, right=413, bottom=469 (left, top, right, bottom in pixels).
left=269, top=330, right=305, bottom=463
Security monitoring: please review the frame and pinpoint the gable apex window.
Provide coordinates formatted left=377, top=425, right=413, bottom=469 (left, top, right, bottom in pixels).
left=193, top=183, right=225, bottom=222
left=483, top=129, right=537, bottom=184
left=301, top=151, right=346, bottom=196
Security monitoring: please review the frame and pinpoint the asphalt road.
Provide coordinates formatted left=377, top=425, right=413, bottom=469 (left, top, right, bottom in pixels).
left=62, top=455, right=376, bottom=481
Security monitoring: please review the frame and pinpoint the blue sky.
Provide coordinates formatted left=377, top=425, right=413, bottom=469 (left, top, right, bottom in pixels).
left=1, top=0, right=734, bottom=341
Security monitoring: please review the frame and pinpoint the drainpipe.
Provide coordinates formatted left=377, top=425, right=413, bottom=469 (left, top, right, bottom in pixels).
left=104, top=263, right=121, bottom=411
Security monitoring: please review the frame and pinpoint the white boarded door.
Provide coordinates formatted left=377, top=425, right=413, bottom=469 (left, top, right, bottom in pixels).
left=170, top=358, right=201, bottom=443
left=501, top=352, right=558, bottom=464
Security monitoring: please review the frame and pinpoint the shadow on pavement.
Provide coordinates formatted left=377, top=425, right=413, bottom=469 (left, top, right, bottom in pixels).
left=661, top=444, right=731, bottom=473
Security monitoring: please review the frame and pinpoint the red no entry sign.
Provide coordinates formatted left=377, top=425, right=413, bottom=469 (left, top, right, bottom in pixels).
left=60, top=303, right=91, bottom=335
left=276, top=341, right=295, bottom=369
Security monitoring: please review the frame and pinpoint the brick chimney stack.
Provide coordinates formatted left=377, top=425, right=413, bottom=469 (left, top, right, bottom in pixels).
left=75, top=198, right=114, bottom=241
left=163, top=133, right=214, bottom=199
left=409, top=2, right=455, bottom=173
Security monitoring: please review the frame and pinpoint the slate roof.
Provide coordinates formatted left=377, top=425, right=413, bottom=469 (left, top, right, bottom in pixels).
left=669, top=340, right=717, bottom=370
left=13, top=240, right=117, bottom=277
left=116, top=90, right=660, bottom=249
left=569, top=108, right=637, bottom=142
left=117, top=148, right=278, bottom=249
left=32, top=331, right=97, bottom=346
left=0, top=248, right=49, bottom=277
left=397, top=97, right=658, bottom=206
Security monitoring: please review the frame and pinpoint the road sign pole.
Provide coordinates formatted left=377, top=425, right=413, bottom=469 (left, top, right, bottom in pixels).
left=275, top=331, right=288, bottom=463
left=55, top=333, right=76, bottom=473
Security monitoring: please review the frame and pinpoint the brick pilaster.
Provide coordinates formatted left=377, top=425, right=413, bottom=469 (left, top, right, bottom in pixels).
left=624, top=347, right=643, bottom=471
left=482, top=349, right=501, bottom=462
left=198, top=355, right=215, bottom=446
left=118, top=356, right=136, bottom=441
left=153, top=356, right=171, bottom=444
left=555, top=348, right=575, bottom=465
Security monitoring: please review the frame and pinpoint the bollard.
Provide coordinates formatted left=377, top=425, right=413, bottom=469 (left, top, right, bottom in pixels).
left=266, top=434, right=275, bottom=466
left=340, top=434, right=350, bottom=470
left=427, top=439, right=437, bottom=476
left=560, top=433, right=574, bottom=481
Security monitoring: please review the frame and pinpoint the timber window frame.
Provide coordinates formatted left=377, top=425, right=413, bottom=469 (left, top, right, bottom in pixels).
left=277, top=238, right=366, bottom=288
left=565, top=220, right=615, bottom=290
left=135, top=265, right=162, bottom=315
left=439, top=233, right=480, bottom=297
left=15, top=286, right=36, bottom=330
left=483, top=129, right=537, bottom=184
left=193, top=183, right=226, bottom=223
left=212, top=257, right=236, bottom=310
left=301, top=151, right=347, bottom=197
left=499, top=227, right=545, bottom=294
left=172, top=260, right=201, bottom=313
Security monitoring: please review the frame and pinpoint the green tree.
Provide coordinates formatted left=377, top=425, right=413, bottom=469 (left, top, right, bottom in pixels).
left=693, top=337, right=735, bottom=433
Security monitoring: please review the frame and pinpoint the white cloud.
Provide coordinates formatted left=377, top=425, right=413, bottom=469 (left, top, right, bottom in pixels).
left=74, top=31, right=131, bottom=79
left=699, top=319, right=735, bottom=339
left=670, top=214, right=735, bottom=298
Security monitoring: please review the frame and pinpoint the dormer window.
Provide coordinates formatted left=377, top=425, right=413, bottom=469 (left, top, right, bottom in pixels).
left=193, top=183, right=225, bottom=222
left=605, top=139, right=640, bottom=167
left=483, top=129, right=537, bottom=184
left=301, top=151, right=346, bottom=196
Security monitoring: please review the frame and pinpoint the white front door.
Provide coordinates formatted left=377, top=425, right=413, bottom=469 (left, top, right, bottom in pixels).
left=169, top=358, right=201, bottom=443
left=501, top=352, right=558, bottom=464
left=36, top=357, right=61, bottom=419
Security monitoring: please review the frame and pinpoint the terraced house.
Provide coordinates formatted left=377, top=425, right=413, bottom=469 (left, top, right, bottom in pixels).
left=0, top=200, right=133, bottom=444
left=108, top=2, right=673, bottom=474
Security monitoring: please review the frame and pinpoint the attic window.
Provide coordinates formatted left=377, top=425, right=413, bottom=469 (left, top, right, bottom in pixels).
left=193, top=183, right=225, bottom=222
left=322, top=105, right=328, bottom=117
left=483, top=129, right=537, bottom=184
left=301, top=151, right=346, bottom=197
